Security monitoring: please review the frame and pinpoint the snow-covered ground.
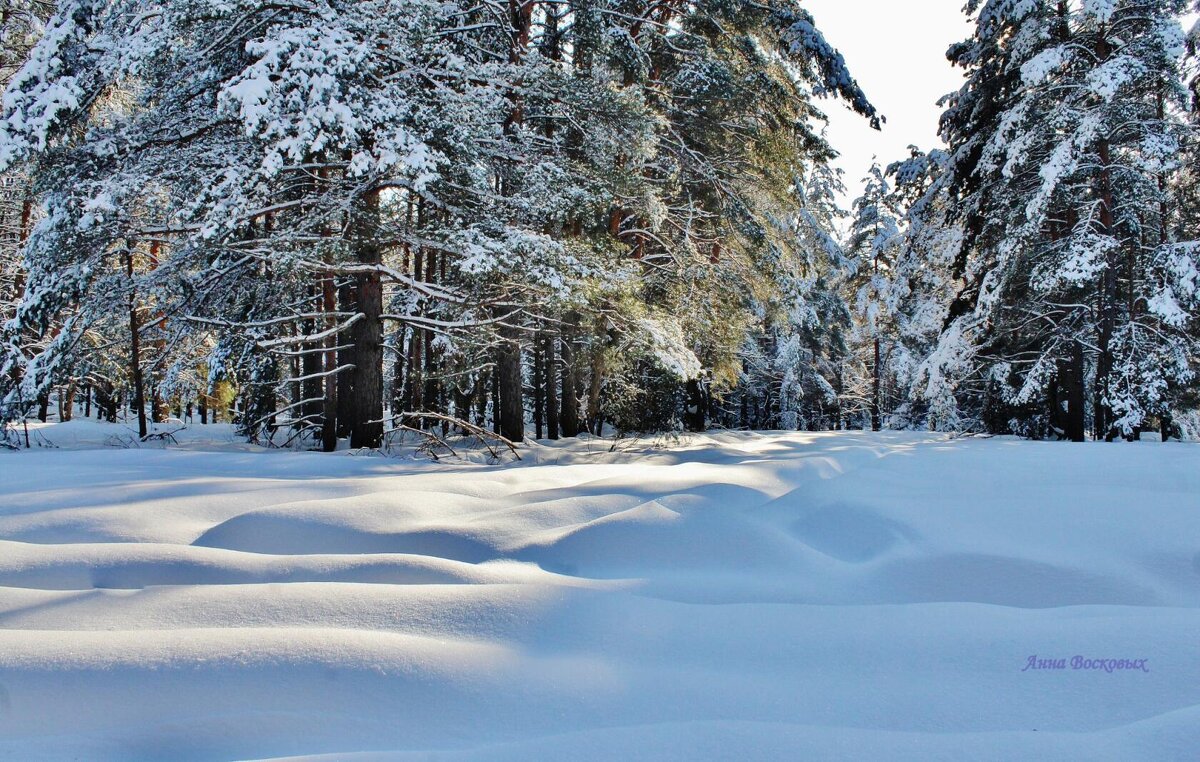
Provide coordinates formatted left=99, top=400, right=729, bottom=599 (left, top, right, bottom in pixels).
left=1, top=423, right=1199, bottom=761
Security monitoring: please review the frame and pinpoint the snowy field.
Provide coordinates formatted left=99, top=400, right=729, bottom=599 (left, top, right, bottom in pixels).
left=1, top=424, right=1199, bottom=761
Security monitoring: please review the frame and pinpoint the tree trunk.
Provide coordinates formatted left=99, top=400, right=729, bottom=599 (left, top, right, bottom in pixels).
left=1094, top=137, right=1117, bottom=442
left=407, top=246, right=425, bottom=423
left=62, top=384, right=76, bottom=422
left=125, top=247, right=148, bottom=439
left=453, top=381, right=473, bottom=434
left=321, top=272, right=339, bottom=452
left=684, top=378, right=707, bottom=432
left=474, top=372, right=488, bottom=429
left=336, top=281, right=357, bottom=438
left=545, top=332, right=560, bottom=439
left=532, top=333, right=545, bottom=440
left=496, top=317, right=524, bottom=443
left=560, top=316, right=580, bottom=437
left=302, top=284, right=324, bottom=429
left=491, top=359, right=500, bottom=434
left=349, top=192, right=384, bottom=449
left=587, top=350, right=605, bottom=435
left=871, top=337, right=882, bottom=431
left=151, top=387, right=168, bottom=424
left=422, top=249, right=440, bottom=422
left=1064, top=341, right=1086, bottom=442
left=393, top=327, right=407, bottom=420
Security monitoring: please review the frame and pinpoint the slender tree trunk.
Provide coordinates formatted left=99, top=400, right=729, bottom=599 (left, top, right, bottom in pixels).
left=302, top=283, right=323, bottom=428
left=453, top=380, right=473, bottom=434
left=151, top=387, right=166, bottom=424
left=423, top=249, right=439, bottom=420
left=101, top=386, right=117, bottom=422
left=62, top=384, right=76, bottom=422
left=587, top=350, right=605, bottom=434
left=491, top=359, right=501, bottom=434
left=1094, top=138, right=1117, bottom=441
left=336, top=281, right=357, bottom=438
left=871, top=337, right=882, bottom=431
left=545, top=332, right=559, bottom=439
left=474, top=372, right=488, bottom=428
left=321, top=272, right=339, bottom=452
left=393, top=327, right=407, bottom=419
left=289, top=331, right=302, bottom=419
left=560, top=315, right=580, bottom=437
left=408, top=246, right=425, bottom=423
left=125, top=247, right=148, bottom=439
left=533, top=333, right=545, bottom=440
left=11, top=198, right=31, bottom=308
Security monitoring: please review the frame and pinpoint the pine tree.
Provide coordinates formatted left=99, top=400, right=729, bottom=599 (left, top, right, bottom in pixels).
left=0, top=0, right=882, bottom=447
left=845, top=162, right=901, bottom=430
left=899, top=0, right=1200, bottom=439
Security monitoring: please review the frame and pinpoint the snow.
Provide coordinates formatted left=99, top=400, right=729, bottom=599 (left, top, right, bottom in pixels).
left=2, top=424, right=1200, bottom=760
left=1021, top=47, right=1068, bottom=87
left=1087, top=56, right=1147, bottom=102
left=636, top=316, right=703, bottom=381
left=1082, top=0, right=1116, bottom=24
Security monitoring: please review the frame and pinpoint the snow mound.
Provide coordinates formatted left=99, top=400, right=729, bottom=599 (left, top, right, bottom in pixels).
left=2, top=429, right=1199, bottom=760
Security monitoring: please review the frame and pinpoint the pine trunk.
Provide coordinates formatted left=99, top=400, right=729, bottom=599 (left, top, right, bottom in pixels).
left=125, top=247, right=148, bottom=439
left=871, top=337, right=882, bottom=431
left=423, top=248, right=439, bottom=420
left=302, top=284, right=323, bottom=428
left=532, top=334, right=544, bottom=440
left=336, top=282, right=357, bottom=438
left=1065, top=341, right=1086, bottom=442
left=496, top=317, right=524, bottom=443
left=684, top=379, right=706, bottom=432
left=1094, top=138, right=1117, bottom=441
left=559, top=317, right=580, bottom=437
left=321, top=272, right=339, bottom=452
left=586, top=351, right=604, bottom=435
left=349, top=192, right=384, bottom=449
left=545, top=332, right=560, bottom=439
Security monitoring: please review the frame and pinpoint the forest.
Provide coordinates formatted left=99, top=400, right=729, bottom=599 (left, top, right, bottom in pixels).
left=6, top=4, right=1200, bottom=759
left=2, top=0, right=1199, bottom=450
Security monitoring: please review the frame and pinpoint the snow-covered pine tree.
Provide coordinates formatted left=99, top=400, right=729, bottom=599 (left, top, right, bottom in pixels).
left=0, top=0, right=882, bottom=447
left=845, top=162, right=901, bottom=431
left=900, top=0, right=1200, bottom=439
left=606, top=1, right=876, bottom=433
left=0, top=0, right=528, bottom=447
left=0, top=1, right=52, bottom=436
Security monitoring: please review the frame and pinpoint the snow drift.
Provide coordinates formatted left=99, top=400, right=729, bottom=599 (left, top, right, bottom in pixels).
left=1, top=426, right=1198, bottom=760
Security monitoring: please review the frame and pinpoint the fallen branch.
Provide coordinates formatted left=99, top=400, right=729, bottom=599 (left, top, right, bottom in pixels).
left=141, top=426, right=187, bottom=444
left=384, top=424, right=459, bottom=461
left=384, top=411, right=521, bottom=462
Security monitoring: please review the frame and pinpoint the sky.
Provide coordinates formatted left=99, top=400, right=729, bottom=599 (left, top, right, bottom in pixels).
left=802, top=0, right=974, bottom=208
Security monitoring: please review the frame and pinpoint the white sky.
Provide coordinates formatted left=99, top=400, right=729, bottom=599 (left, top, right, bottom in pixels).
left=802, top=0, right=973, bottom=208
